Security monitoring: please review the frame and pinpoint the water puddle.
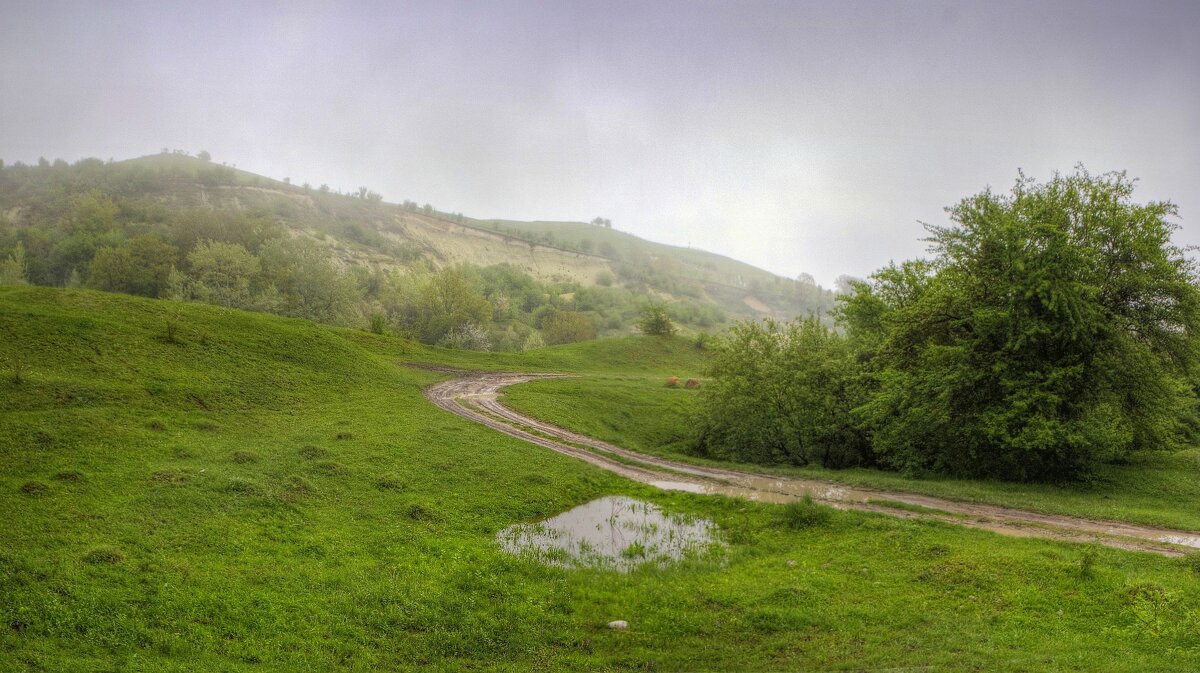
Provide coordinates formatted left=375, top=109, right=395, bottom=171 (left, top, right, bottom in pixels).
left=1158, top=534, right=1200, bottom=549
left=497, top=496, right=720, bottom=571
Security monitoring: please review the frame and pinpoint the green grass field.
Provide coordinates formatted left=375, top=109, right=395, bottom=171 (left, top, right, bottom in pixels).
left=3, top=287, right=1200, bottom=671
left=503, top=374, right=1200, bottom=532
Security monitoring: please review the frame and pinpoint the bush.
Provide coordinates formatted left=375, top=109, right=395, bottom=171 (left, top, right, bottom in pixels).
left=776, top=496, right=831, bottom=530
left=540, top=311, right=596, bottom=345
left=693, top=316, right=868, bottom=468
left=638, top=305, right=676, bottom=337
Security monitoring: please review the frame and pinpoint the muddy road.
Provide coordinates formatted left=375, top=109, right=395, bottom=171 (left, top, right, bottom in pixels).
left=425, top=372, right=1200, bottom=557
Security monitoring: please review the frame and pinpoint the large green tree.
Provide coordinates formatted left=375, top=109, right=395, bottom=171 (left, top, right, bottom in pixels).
left=843, top=168, right=1200, bottom=480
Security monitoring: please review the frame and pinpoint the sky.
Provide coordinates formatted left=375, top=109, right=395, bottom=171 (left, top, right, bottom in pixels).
left=2, top=0, right=1198, bottom=286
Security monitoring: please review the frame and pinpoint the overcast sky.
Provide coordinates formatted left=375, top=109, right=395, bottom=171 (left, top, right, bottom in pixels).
left=2, top=0, right=1197, bottom=285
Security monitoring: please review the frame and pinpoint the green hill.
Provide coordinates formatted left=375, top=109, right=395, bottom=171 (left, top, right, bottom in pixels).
left=2, top=287, right=1199, bottom=670
left=0, top=153, right=834, bottom=348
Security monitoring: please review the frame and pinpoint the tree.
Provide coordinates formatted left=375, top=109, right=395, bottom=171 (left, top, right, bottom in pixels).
left=0, top=242, right=28, bottom=285
left=693, top=317, right=867, bottom=467
left=638, top=304, right=677, bottom=337
left=842, top=168, right=1200, bottom=480
left=540, top=310, right=596, bottom=345
left=198, top=150, right=211, bottom=161
left=412, top=268, right=491, bottom=344
left=186, top=240, right=259, bottom=308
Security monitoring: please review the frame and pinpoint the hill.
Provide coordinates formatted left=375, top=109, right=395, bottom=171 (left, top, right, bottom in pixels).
left=0, top=152, right=834, bottom=349
left=2, top=286, right=1199, bottom=670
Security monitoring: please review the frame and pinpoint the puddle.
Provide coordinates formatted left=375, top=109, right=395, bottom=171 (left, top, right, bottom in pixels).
left=498, top=496, right=720, bottom=571
left=1158, top=535, right=1200, bottom=549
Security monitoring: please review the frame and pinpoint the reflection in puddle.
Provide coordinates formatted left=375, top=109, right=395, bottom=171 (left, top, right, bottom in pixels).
left=498, top=496, right=719, bottom=571
left=1159, top=535, right=1200, bottom=549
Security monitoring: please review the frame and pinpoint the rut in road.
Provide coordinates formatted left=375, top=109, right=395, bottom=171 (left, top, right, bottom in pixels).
left=425, top=371, right=1200, bottom=557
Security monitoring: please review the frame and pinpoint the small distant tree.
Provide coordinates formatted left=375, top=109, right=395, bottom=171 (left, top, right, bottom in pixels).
left=638, top=304, right=676, bottom=337
left=198, top=150, right=211, bottom=161
left=540, top=311, right=596, bottom=345
left=0, top=242, right=28, bottom=285
left=186, top=240, right=260, bottom=309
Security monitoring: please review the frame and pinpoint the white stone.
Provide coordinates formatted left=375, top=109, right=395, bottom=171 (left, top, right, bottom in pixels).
left=608, top=620, right=629, bottom=630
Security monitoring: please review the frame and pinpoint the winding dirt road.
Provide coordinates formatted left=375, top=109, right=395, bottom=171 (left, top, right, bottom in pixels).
left=426, top=371, right=1200, bottom=557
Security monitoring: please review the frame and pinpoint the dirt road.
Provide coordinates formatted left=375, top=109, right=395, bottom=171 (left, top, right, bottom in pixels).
left=426, top=371, right=1200, bottom=557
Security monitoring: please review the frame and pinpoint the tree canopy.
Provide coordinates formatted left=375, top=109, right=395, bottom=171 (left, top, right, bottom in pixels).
left=696, top=169, right=1200, bottom=481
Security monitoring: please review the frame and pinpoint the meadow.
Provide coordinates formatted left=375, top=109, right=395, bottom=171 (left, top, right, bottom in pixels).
left=3, top=286, right=1200, bottom=671
left=504, top=375, right=1200, bottom=532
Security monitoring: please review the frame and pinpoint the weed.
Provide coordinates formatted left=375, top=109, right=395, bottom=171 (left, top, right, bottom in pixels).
left=376, top=473, right=405, bottom=491
left=335, top=431, right=354, bottom=440
left=8, top=355, right=29, bottom=384
left=51, top=471, right=84, bottom=482
left=83, top=547, right=124, bottom=564
left=298, top=445, right=328, bottom=459
left=231, top=450, right=259, bottom=464
left=369, top=313, right=387, bottom=335
left=1078, top=545, right=1101, bottom=579
left=313, top=461, right=347, bottom=476
left=1180, top=552, right=1200, bottom=575
left=223, top=478, right=261, bottom=496
left=407, top=504, right=436, bottom=521
left=777, top=495, right=830, bottom=530
left=147, top=419, right=167, bottom=431
left=164, top=311, right=182, bottom=344
left=196, top=421, right=219, bottom=432
left=150, top=469, right=191, bottom=484
left=283, top=475, right=315, bottom=495
left=19, top=481, right=49, bottom=496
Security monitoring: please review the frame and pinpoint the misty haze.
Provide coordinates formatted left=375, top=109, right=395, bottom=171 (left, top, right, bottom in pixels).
left=2, top=1, right=1200, bottom=670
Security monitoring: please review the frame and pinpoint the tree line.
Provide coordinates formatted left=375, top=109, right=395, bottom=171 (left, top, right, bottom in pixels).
left=0, top=158, right=731, bottom=350
left=693, top=169, right=1200, bottom=481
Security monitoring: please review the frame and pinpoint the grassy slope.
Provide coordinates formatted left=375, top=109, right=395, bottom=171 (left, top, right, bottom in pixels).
left=503, top=374, right=1200, bottom=531
left=2, top=287, right=1200, bottom=671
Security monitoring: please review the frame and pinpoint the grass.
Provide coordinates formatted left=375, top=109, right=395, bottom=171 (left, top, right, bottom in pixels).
left=2, top=286, right=1200, bottom=671
left=503, top=374, right=1200, bottom=532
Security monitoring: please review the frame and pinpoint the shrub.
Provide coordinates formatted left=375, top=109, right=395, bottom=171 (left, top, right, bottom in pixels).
left=684, top=378, right=701, bottom=389
left=314, top=461, right=347, bottom=476
left=693, top=317, right=868, bottom=468
left=376, top=473, right=406, bottom=491
left=299, top=445, right=328, bottom=459
left=776, top=495, right=831, bottom=530
left=368, top=312, right=387, bottom=335
left=83, top=547, right=125, bottom=564
left=540, top=311, right=596, bottom=345
left=19, top=481, right=49, bottom=496
left=8, top=356, right=29, bottom=384
left=638, top=305, right=676, bottom=337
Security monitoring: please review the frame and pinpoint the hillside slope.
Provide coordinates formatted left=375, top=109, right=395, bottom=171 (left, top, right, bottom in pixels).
left=0, top=153, right=833, bottom=326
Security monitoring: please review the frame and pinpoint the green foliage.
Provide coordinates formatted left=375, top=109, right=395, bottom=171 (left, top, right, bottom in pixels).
left=843, top=168, right=1200, bottom=480
left=776, top=495, right=832, bottom=529
left=184, top=240, right=260, bottom=309
left=0, top=241, right=28, bottom=285
left=638, top=304, right=677, bottom=337
left=540, top=310, right=596, bottom=345
left=694, top=317, right=868, bottom=467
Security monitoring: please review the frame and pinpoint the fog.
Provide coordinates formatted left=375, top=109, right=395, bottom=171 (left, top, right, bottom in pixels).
left=2, top=0, right=1197, bottom=285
